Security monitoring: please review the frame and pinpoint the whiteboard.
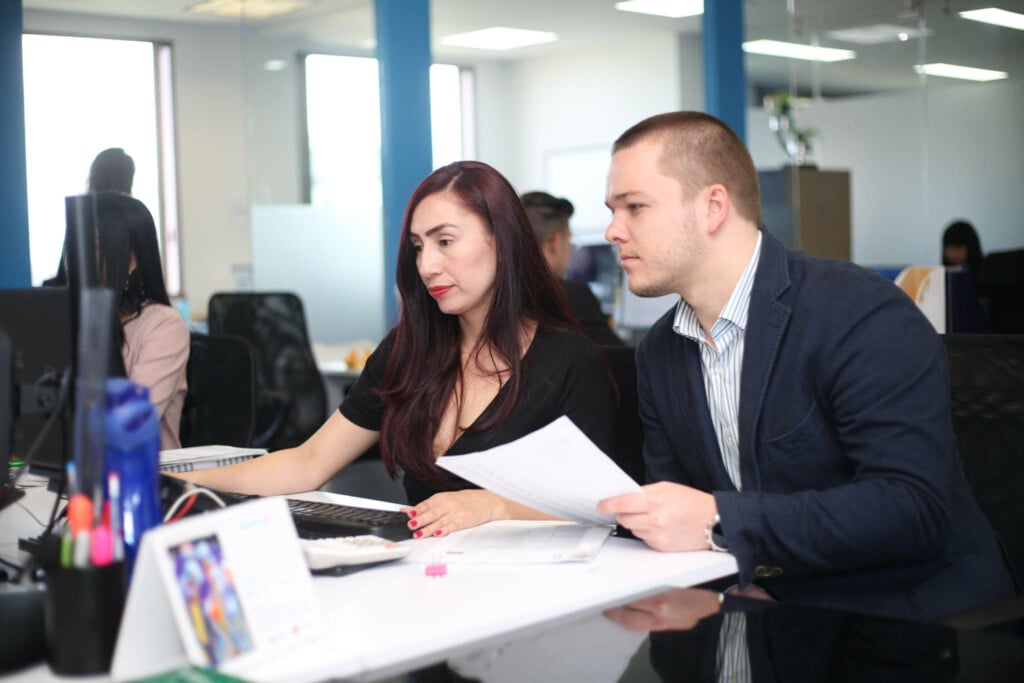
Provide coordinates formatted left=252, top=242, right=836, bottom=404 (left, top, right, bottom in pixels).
left=543, top=146, right=612, bottom=236
left=251, top=204, right=386, bottom=344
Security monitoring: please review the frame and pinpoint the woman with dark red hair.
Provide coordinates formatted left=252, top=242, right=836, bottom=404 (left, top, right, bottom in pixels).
left=186, top=161, right=617, bottom=538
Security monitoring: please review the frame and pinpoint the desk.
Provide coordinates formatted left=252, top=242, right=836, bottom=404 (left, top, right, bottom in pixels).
left=5, top=486, right=1024, bottom=681
left=1, top=486, right=738, bottom=682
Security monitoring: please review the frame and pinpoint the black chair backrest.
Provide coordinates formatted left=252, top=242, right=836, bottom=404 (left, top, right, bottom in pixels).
left=980, top=249, right=1024, bottom=334
left=180, top=332, right=256, bottom=448
left=207, top=292, right=327, bottom=450
left=600, top=345, right=644, bottom=485
left=943, top=333, right=1024, bottom=579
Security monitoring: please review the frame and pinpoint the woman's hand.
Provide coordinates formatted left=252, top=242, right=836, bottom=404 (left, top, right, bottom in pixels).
left=402, top=489, right=510, bottom=538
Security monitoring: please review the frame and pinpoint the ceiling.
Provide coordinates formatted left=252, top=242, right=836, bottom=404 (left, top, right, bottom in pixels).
left=22, top=0, right=1024, bottom=98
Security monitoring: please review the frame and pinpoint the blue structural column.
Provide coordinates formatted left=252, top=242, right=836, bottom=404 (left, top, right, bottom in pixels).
left=0, top=1, right=32, bottom=288
left=703, top=0, right=747, bottom=142
left=375, top=0, right=433, bottom=326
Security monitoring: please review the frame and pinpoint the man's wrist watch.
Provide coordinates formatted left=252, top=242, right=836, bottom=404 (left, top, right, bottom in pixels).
left=704, top=513, right=729, bottom=552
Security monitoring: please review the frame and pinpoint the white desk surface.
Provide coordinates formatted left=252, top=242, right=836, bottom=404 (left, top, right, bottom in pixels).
left=3, top=486, right=737, bottom=682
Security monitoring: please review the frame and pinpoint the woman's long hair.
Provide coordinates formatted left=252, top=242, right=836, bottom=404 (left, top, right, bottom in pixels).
left=377, top=161, right=577, bottom=486
left=95, top=193, right=171, bottom=335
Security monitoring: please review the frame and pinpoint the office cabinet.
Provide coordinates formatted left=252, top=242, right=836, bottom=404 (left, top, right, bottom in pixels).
left=759, top=167, right=851, bottom=261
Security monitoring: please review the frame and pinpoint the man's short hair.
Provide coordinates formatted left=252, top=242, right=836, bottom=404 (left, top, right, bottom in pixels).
left=613, top=111, right=762, bottom=226
left=521, top=191, right=574, bottom=244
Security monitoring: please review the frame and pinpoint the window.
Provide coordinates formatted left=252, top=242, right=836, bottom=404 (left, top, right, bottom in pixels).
left=21, top=34, right=179, bottom=293
left=304, top=54, right=471, bottom=207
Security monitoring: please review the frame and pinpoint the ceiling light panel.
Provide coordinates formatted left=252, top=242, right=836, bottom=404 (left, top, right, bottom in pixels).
left=742, top=40, right=856, bottom=63
left=614, top=0, right=704, bottom=19
left=826, top=24, right=931, bottom=45
left=187, top=0, right=311, bottom=19
left=959, top=8, right=1024, bottom=31
left=440, top=27, right=558, bottom=51
left=913, top=63, right=1009, bottom=82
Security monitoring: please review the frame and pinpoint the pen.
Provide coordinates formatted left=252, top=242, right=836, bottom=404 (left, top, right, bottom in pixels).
left=108, top=472, right=124, bottom=562
left=91, top=523, right=113, bottom=566
left=60, top=529, right=73, bottom=568
left=68, top=494, right=93, bottom=568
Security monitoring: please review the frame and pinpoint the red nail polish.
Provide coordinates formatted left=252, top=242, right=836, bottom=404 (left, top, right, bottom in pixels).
left=433, top=529, right=443, bottom=537
left=408, top=510, right=417, bottom=518
left=414, top=530, right=423, bottom=538
left=409, top=519, right=418, bottom=528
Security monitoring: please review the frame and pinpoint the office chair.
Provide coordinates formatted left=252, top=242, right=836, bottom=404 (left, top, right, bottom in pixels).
left=943, top=334, right=1024, bottom=584
left=600, top=345, right=645, bottom=484
left=207, top=292, right=327, bottom=451
left=179, top=333, right=257, bottom=448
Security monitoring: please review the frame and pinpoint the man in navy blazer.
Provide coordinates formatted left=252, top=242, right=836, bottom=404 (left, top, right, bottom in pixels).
left=597, top=111, right=1015, bottom=621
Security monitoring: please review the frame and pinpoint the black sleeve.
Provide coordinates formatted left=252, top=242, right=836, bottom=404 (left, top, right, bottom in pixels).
left=337, top=333, right=393, bottom=431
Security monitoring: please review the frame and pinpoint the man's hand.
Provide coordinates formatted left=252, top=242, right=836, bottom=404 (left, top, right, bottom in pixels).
left=597, top=481, right=717, bottom=551
left=604, top=588, right=722, bottom=632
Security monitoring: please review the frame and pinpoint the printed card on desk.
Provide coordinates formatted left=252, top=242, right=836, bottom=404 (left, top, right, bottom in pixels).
left=110, top=497, right=324, bottom=682
left=436, top=415, right=642, bottom=526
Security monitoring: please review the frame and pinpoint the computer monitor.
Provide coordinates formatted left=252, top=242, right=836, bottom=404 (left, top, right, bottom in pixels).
left=0, top=287, right=73, bottom=477
left=565, top=241, right=621, bottom=316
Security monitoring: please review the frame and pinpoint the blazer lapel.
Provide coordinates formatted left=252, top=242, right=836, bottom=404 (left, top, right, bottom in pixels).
left=739, top=233, right=792, bottom=491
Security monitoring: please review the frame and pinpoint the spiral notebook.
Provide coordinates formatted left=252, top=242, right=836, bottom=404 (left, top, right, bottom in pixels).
left=159, top=445, right=267, bottom=473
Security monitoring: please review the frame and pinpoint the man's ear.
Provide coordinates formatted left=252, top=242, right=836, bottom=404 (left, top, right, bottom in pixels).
left=703, top=184, right=730, bottom=235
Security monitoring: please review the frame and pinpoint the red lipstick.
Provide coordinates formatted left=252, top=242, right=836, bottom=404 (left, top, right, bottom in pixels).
left=428, top=285, right=453, bottom=298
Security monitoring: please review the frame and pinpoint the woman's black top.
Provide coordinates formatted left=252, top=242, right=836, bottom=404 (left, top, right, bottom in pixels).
left=339, top=325, right=618, bottom=505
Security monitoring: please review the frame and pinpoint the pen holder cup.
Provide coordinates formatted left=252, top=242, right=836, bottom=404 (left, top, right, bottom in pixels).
left=44, top=562, right=127, bottom=675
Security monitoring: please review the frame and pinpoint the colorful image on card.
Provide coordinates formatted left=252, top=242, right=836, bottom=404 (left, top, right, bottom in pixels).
left=169, top=534, right=255, bottom=666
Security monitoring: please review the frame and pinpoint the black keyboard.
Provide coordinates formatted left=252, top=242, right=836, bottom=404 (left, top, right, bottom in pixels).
left=159, top=474, right=413, bottom=541
left=284, top=499, right=412, bottom=541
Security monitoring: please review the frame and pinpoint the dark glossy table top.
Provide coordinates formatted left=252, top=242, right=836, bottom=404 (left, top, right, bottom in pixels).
left=375, top=587, right=1024, bottom=683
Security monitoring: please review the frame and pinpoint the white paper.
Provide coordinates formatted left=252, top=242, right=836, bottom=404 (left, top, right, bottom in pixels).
left=436, top=520, right=613, bottom=563
left=436, top=416, right=641, bottom=526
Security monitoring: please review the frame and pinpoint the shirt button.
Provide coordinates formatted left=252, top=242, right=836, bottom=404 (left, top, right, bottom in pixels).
left=753, top=565, right=771, bottom=578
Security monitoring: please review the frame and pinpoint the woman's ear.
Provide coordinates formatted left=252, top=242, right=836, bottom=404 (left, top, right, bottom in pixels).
left=128, top=252, right=138, bottom=275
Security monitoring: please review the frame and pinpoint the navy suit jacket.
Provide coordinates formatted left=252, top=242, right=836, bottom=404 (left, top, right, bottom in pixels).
left=637, top=232, right=1014, bottom=621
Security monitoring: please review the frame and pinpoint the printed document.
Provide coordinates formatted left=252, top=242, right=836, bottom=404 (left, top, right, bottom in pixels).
left=436, top=416, right=641, bottom=526
left=435, top=520, right=614, bottom=563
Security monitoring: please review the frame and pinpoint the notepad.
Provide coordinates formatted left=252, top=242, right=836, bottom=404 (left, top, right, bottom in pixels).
left=159, top=445, right=267, bottom=473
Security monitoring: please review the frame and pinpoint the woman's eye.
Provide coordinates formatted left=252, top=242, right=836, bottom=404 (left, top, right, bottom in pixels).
left=439, top=238, right=453, bottom=247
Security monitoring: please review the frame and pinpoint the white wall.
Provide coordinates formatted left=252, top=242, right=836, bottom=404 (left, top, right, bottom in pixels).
left=748, top=80, right=1024, bottom=265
